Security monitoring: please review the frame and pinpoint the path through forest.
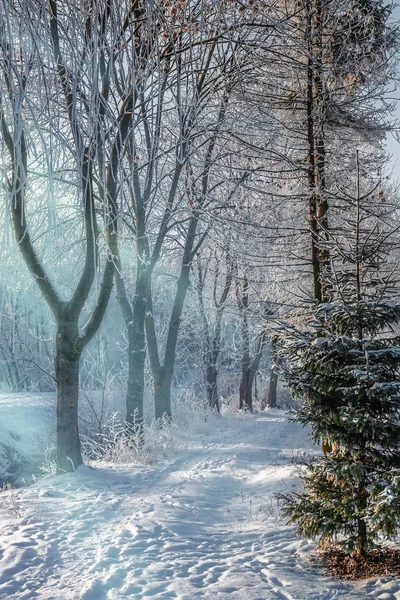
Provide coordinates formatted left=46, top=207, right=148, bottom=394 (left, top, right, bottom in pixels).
left=0, top=409, right=399, bottom=599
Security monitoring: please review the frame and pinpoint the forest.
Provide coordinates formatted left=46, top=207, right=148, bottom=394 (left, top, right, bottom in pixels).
left=1, top=0, right=400, bottom=597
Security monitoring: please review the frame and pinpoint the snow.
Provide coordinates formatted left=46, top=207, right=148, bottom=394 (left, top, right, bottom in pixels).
left=1, top=406, right=400, bottom=599
left=0, top=393, right=55, bottom=483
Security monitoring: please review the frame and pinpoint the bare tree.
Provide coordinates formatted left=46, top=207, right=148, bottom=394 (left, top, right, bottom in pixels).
left=114, top=29, right=245, bottom=421
left=0, top=0, right=152, bottom=472
left=195, top=245, right=234, bottom=411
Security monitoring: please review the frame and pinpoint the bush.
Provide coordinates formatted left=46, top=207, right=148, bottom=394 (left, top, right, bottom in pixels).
left=81, top=390, right=221, bottom=465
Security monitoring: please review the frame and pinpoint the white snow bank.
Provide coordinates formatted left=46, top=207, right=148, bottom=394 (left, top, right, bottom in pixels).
left=0, top=409, right=400, bottom=599
left=0, top=393, right=55, bottom=484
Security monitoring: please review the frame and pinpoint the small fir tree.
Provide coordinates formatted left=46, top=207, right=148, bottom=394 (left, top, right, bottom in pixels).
left=279, top=302, right=400, bottom=557
left=278, top=155, right=400, bottom=558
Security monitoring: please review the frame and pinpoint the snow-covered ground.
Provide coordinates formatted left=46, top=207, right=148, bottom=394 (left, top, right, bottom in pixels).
left=1, top=407, right=400, bottom=599
left=0, top=393, right=55, bottom=483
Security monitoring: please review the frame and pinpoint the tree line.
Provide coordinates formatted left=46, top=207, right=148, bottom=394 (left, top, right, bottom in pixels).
left=0, top=0, right=398, bottom=474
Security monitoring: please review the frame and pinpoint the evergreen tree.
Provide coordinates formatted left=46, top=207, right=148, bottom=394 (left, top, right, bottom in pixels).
left=279, top=301, right=400, bottom=557
left=278, top=157, right=400, bottom=559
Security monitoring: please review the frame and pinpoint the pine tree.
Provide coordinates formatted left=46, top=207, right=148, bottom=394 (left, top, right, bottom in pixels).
left=279, top=301, right=400, bottom=557
left=278, top=157, right=400, bottom=559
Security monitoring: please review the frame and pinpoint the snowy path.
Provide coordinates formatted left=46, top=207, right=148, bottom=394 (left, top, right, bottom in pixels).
left=1, top=411, right=400, bottom=599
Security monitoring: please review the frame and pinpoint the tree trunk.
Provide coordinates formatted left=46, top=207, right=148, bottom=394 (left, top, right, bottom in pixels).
left=125, top=266, right=148, bottom=425
left=147, top=242, right=194, bottom=422
left=206, top=365, right=219, bottom=411
left=355, top=516, right=367, bottom=559
left=239, top=368, right=254, bottom=412
left=115, top=269, right=147, bottom=428
left=55, top=322, right=82, bottom=474
left=355, top=461, right=368, bottom=558
left=126, top=330, right=146, bottom=425
left=267, top=368, right=278, bottom=409
left=267, top=355, right=281, bottom=409
left=306, top=1, right=321, bottom=304
left=154, top=373, right=172, bottom=421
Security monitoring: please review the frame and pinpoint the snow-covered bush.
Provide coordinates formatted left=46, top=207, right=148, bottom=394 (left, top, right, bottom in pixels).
left=81, top=412, right=175, bottom=464
left=81, top=391, right=220, bottom=465
left=0, top=443, right=23, bottom=486
left=0, top=482, right=23, bottom=517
